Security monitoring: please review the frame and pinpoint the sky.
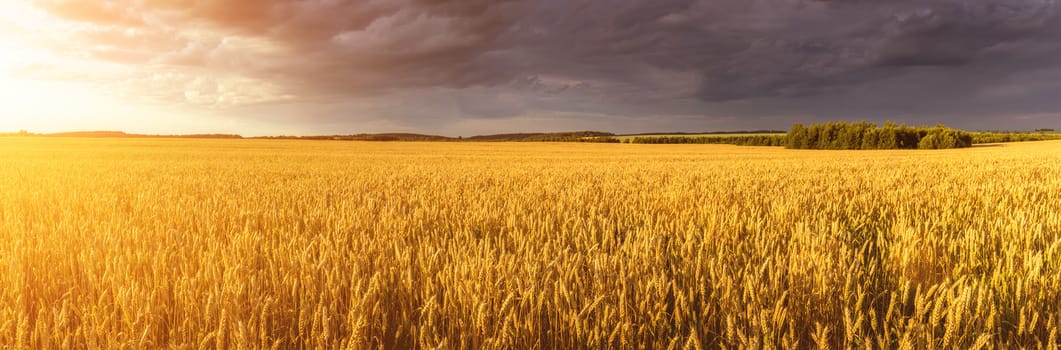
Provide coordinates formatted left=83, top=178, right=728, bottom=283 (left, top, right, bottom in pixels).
left=1, top=0, right=1060, bottom=136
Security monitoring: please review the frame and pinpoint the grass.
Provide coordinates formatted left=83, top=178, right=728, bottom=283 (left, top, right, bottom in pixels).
left=1, top=137, right=1060, bottom=348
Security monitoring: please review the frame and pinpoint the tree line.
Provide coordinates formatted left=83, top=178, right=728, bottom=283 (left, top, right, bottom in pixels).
left=786, top=121, right=973, bottom=150
left=971, top=132, right=1061, bottom=144
left=466, top=131, right=619, bottom=142
left=624, top=135, right=786, bottom=146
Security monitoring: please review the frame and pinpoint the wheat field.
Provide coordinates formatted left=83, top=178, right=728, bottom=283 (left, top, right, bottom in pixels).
left=1, top=137, right=1059, bottom=349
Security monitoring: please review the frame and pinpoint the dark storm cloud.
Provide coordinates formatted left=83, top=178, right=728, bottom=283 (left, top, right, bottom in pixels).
left=33, top=0, right=1061, bottom=130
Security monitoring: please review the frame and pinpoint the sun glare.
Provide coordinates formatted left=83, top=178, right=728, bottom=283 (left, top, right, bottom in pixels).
left=0, top=2, right=58, bottom=131
left=0, top=49, right=75, bottom=132
left=0, top=1, right=140, bottom=133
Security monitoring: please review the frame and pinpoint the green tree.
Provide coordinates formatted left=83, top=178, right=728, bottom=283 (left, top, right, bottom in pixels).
left=861, top=128, right=879, bottom=149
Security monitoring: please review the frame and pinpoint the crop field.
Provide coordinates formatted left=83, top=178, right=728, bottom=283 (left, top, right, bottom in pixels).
left=1, top=137, right=1060, bottom=349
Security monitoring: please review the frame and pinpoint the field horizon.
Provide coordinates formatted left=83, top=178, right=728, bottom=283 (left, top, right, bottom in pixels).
left=2, top=127, right=1058, bottom=141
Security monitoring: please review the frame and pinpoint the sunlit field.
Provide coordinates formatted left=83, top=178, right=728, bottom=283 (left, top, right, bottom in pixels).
left=2, top=137, right=1060, bottom=349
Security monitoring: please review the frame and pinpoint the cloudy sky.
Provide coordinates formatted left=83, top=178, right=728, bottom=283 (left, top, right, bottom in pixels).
left=1, top=0, right=1059, bottom=136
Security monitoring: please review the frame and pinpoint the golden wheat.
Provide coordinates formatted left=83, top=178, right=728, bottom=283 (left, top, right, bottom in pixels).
left=1, top=137, right=1059, bottom=349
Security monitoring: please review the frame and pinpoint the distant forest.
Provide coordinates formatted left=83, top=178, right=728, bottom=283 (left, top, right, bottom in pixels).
left=626, top=123, right=1061, bottom=149
left=624, top=135, right=786, bottom=146
left=786, top=122, right=973, bottom=149
left=257, top=131, right=621, bottom=142
left=4, top=125, right=1060, bottom=148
